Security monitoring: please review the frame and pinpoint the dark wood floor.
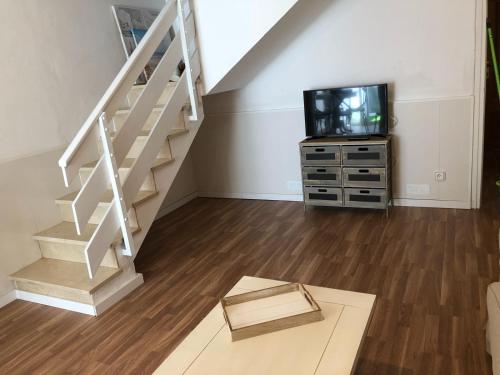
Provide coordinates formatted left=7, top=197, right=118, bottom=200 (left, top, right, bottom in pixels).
left=1, top=165, right=499, bottom=374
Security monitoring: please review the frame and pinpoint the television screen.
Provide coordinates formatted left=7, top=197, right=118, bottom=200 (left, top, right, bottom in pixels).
left=303, top=84, right=388, bottom=138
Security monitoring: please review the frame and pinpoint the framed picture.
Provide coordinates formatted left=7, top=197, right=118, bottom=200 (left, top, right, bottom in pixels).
left=112, top=5, right=176, bottom=84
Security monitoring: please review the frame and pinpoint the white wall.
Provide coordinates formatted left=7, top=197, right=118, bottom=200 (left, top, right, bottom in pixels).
left=392, top=97, right=473, bottom=205
left=0, top=0, right=164, bottom=164
left=192, top=0, right=300, bottom=94
left=193, top=109, right=305, bottom=201
left=213, top=0, right=475, bottom=102
left=0, top=0, right=200, bottom=300
left=192, top=0, right=477, bottom=208
left=0, top=148, right=74, bottom=298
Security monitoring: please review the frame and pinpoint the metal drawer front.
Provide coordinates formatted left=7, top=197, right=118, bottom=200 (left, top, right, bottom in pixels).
left=344, top=188, right=387, bottom=209
left=302, top=166, right=341, bottom=186
left=343, top=168, right=386, bottom=188
left=301, top=145, right=340, bottom=165
left=304, top=186, right=342, bottom=207
left=342, top=145, right=386, bottom=166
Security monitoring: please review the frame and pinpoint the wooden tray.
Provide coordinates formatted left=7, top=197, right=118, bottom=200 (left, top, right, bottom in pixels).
left=221, top=283, right=324, bottom=341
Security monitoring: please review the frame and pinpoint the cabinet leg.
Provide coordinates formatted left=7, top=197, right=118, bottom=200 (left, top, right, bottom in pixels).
left=386, top=201, right=392, bottom=218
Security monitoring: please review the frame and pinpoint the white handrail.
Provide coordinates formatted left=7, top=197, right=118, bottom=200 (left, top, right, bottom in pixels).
left=58, top=0, right=175, bottom=171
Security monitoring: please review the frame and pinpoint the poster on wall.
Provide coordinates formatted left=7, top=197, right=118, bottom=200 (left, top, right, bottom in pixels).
left=131, top=28, right=172, bottom=80
left=112, top=5, right=175, bottom=84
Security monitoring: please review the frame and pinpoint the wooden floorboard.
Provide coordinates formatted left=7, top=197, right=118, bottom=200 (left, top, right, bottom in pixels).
left=0, top=161, right=499, bottom=374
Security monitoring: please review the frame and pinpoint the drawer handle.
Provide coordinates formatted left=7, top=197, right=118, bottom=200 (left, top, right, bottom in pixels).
left=315, top=148, right=325, bottom=152
left=316, top=169, right=327, bottom=172
left=358, top=169, right=369, bottom=173
left=358, top=147, right=369, bottom=151
left=318, top=189, right=328, bottom=193
left=360, top=190, right=370, bottom=194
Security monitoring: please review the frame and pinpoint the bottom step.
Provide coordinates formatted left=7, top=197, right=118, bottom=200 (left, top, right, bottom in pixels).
left=10, top=259, right=122, bottom=304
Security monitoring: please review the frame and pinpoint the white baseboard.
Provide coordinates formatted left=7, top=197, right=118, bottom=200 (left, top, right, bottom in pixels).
left=94, top=273, right=144, bottom=315
left=393, top=198, right=471, bottom=209
left=155, top=192, right=199, bottom=220
left=198, top=191, right=304, bottom=202
left=15, top=290, right=96, bottom=315
left=0, top=290, right=16, bottom=309
left=198, top=192, right=471, bottom=209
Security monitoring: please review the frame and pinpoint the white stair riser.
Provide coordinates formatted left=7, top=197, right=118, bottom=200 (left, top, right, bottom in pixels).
left=57, top=203, right=139, bottom=228
left=112, top=99, right=185, bottom=133
left=127, top=138, right=172, bottom=159
left=79, top=166, right=156, bottom=192
left=113, top=109, right=161, bottom=132
left=14, top=280, right=94, bottom=304
left=37, top=240, right=118, bottom=268
left=112, top=107, right=186, bottom=140
left=122, top=83, right=176, bottom=110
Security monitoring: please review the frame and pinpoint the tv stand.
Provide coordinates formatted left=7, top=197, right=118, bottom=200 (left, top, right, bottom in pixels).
left=300, top=136, right=392, bottom=214
left=347, top=137, right=370, bottom=141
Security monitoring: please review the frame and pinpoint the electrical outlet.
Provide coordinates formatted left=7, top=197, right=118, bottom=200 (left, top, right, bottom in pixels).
left=287, top=181, right=302, bottom=193
left=434, top=171, right=446, bottom=182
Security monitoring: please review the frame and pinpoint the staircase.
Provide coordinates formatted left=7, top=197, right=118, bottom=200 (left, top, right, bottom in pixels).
left=9, top=0, right=204, bottom=315
left=6, top=0, right=303, bottom=315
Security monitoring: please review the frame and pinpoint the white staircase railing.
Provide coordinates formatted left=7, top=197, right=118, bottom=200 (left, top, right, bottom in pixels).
left=58, top=0, right=202, bottom=278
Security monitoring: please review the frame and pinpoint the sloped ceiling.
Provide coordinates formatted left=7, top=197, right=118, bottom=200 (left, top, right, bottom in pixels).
left=192, top=0, right=300, bottom=95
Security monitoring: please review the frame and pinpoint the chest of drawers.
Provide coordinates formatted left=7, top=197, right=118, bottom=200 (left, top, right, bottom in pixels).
left=300, top=137, right=392, bottom=212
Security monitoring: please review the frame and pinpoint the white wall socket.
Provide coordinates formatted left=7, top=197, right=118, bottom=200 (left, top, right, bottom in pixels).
left=434, top=171, right=446, bottom=182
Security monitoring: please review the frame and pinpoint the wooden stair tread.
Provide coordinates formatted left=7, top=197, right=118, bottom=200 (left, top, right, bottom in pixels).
left=56, top=189, right=158, bottom=207
left=125, top=128, right=188, bottom=139
left=115, top=107, right=163, bottom=116
left=119, top=157, right=175, bottom=169
left=33, top=221, right=140, bottom=245
left=10, top=258, right=121, bottom=294
left=82, top=157, right=174, bottom=171
left=34, top=221, right=96, bottom=244
left=131, top=81, right=177, bottom=91
left=109, top=127, right=188, bottom=139
left=168, top=128, right=189, bottom=138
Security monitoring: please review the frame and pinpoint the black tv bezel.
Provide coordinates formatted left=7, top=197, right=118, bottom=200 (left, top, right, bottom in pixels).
left=303, top=83, right=389, bottom=139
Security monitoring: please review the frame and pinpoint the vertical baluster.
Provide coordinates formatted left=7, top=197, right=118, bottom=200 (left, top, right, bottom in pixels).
left=177, top=0, right=198, bottom=121
left=98, top=113, right=136, bottom=257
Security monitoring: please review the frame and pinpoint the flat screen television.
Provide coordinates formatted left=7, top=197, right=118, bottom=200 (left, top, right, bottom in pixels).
left=303, top=84, right=388, bottom=138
